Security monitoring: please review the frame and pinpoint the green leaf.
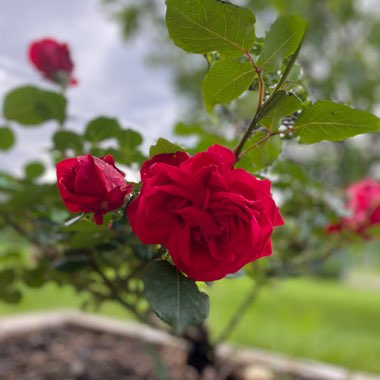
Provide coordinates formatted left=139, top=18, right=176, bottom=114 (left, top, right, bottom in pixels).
left=174, top=122, right=204, bottom=136
left=260, top=91, right=302, bottom=131
left=294, top=101, right=380, bottom=144
left=272, top=159, right=309, bottom=184
left=166, top=0, right=256, bottom=57
left=143, top=261, right=209, bottom=333
left=117, top=129, right=143, bottom=150
left=24, top=161, right=45, bottom=180
left=0, top=127, right=15, bottom=150
left=23, top=268, right=46, bottom=288
left=3, top=86, right=66, bottom=126
left=0, top=269, right=16, bottom=287
left=258, top=15, right=307, bottom=73
left=238, top=131, right=282, bottom=172
left=234, top=91, right=259, bottom=119
left=52, top=256, right=90, bottom=272
left=84, top=117, right=122, bottom=142
left=65, top=219, right=105, bottom=233
left=110, top=148, right=146, bottom=165
left=271, top=39, right=304, bottom=94
left=149, top=138, right=185, bottom=157
left=202, top=60, right=255, bottom=109
left=1, top=289, right=22, bottom=304
left=53, top=130, right=83, bottom=152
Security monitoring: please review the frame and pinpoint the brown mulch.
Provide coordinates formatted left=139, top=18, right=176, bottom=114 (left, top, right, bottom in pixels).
left=0, top=324, right=202, bottom=380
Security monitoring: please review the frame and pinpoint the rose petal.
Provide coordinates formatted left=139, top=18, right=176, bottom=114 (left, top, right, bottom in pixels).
left=141, top=151, right=190, bottom=180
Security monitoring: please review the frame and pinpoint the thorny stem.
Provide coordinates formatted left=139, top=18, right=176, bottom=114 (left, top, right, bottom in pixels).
left=89, top=255, right=149, bottom=324
left=234, top=110, right=263, bottom=162
left=234, top=50, right=266, bottom=162
left=215, top=280, right=261, bottom=344
left=244, top=50, right=265, bottom=112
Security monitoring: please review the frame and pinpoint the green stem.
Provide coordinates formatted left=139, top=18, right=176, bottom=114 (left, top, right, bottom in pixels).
left=244, top=50, right=265, bottom=111
left=234, top=110, right=267, bottom=162
left=272, top=40, right=304, bottom=96
left=234, top=40, right=304, bottom=162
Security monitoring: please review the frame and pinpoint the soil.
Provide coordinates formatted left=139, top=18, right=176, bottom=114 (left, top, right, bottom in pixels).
left=0, top=324, right=204, bottom=380
left=0, top=322, right=337, bottom=380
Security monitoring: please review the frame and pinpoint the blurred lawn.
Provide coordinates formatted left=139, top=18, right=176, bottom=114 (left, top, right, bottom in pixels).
left=0, top=277, right=379, bottom=374
left=209, top=277, right=380, bottom=374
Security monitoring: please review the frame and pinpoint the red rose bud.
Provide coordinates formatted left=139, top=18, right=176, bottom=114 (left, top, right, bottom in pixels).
left=28, top=38, right=77, bottom=87
left=328, top=178, right=380, bottom=237
left=57, top=154, right=132, bottom=224
left=127, top=145, right=283, bottom=282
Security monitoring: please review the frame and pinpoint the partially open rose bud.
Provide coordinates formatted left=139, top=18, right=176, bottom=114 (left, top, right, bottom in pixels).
left=57, top=154, right=132, bottom=224
left=28, top=37, right=77, bottom=87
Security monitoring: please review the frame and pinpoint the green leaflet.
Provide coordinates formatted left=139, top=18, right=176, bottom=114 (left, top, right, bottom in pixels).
left=166, top=0, right=255, bottom=57
left=237, top=131, right=282, bottom=172
left=258, top=15, right=307, bottom=73
left=24, top=162, right=45, bottom=180
left=143, top=261, right=209, bottom=333
left=84, top=117, right=122, bottom=142
left=53, top=130, right=83, bottom=153
left=0, top=127, right=15, bottom=150
left=295, top=101, right=380, bottom=144
left=203, top=60, right=255, bottom=109
left=149, top=138, right=185, bottom=157
left=3, top=86, right=66, bottom=126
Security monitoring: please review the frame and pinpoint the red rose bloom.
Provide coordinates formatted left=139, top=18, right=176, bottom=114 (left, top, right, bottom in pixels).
left=57, top=154, right=132, bottom=224
left=127, top=145, right=283, bottom=281
left=328, top=178, right=380, bottom=236
left=28, top=38, right=77, bottom=86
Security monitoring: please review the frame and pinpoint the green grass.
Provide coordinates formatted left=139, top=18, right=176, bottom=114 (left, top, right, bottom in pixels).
left=0, top=283, right=127, bottom=318
left=208, top=277, right=380, bottom=374
left=0, top=277, right=379, bottom=374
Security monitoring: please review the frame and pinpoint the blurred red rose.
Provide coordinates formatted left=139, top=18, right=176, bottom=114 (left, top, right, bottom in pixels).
left=57, top=155, right=132, bottom=224
left=327, top=178, right=380, bottom=236
left=28, top=38, right=77, bottom=86
left=127, top=145, right=283, bottom=281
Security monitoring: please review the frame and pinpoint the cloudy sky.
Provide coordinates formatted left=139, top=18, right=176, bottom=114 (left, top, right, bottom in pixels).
left=0, top=0, right=179, bottom=176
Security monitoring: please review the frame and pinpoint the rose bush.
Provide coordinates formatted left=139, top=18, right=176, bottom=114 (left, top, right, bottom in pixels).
left=28, top=37, right=77, bottom=86
left=3, top=0, right=380, bottom=355
left=56, top=154, right=132, bottom=224
left=127, top=145, right=283, bottom=281
left=328, top=178, right=380, bottom=236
